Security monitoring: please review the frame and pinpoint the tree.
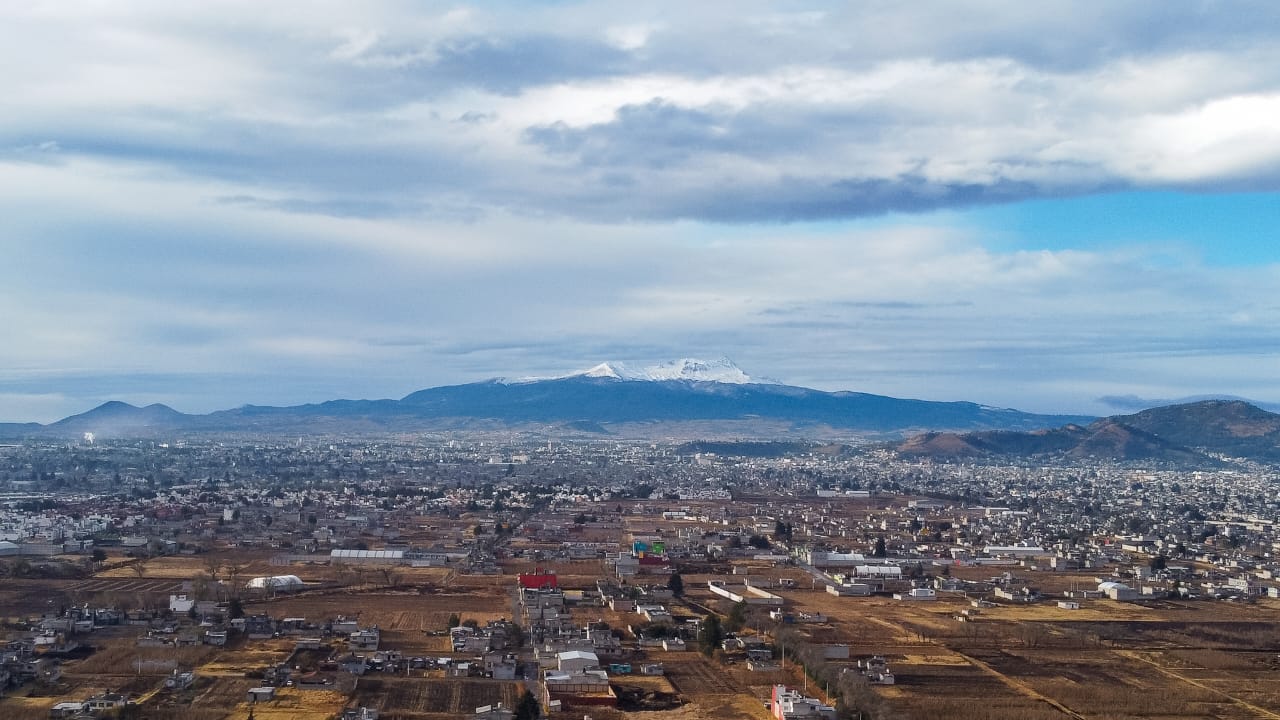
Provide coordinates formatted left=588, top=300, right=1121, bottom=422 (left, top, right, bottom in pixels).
left=225, top=562, right=249, bottom=599
left=447, top=613, right=461, bottom=629
left=698, top=613, right=723, bottom=656
left=91, top=548, right=107, bottom=567
left=872, top=536, right=887, bottom=558
left=228, top=597, right=245, bottom=619
left=667, top=572, right=685, bottom=598
left=514, top=689, right=541, bottom=720
left=725, top=601, right=748, bottom=633
left=202, top=555, right=222, bottom=583
left=377, top=567, right=402, bottom=587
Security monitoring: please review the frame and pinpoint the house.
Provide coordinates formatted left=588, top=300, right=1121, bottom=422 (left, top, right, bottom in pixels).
left=164, top=669, right=196, bottom=690
left=246, top=687, right=277, bottom=702
left=893, top=588, right=936, bottom=601
left=662, top=638, right=686, bottom=652
left=519, top=569, right=558, bottom=590
left=771, top=685, right=837, bottom=720
left=483, top=652, right=519, bottom=680
left=243, top=615, right=276, bottom=639
left=349, top=628, right=381, bottom=650
left=543, top=670, right=616, bottom=709
left=331, top=617, right=361, bottom=635
left=85, top=693, right=129, bottom=713
left=338, top=654, right=369, bottom=675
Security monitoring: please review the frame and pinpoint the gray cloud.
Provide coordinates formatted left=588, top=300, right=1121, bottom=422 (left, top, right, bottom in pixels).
left=3, top=3, right=1280, bottom=223
left=2, top=3, right=1280, bottom=421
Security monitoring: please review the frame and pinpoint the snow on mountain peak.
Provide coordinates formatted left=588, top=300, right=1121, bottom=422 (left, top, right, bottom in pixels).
left=581, top=362, right=626, bottom=379
left=504, top=357, right=775, bottom=385
left=639, top=357, right=755, bottom=383
left=573, top=357, right=770, bottom=384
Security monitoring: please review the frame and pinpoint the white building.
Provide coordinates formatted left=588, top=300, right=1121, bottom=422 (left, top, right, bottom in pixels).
left=557, top=650, right=599, bottom=673
left=245, top=575, right=305, bottom=591
left=771, top=685, right=837, bottom=720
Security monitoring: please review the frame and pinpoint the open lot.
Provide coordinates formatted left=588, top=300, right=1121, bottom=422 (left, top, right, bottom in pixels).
left=352, top=676, right=523, bottom=719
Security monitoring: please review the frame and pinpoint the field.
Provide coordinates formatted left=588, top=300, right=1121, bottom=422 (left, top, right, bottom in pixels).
left=252, top=584, right=516, bottom=655
left=14, top=509, right=1280, bottom=720
left=352, top=676, right=523, bottom=718
left=756, top=583, right=1280, bottom=720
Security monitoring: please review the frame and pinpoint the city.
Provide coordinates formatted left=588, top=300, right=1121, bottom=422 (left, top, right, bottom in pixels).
left=5, top=2, right=1280, bottom=720
left=4, top=434, right=1280, bottom=719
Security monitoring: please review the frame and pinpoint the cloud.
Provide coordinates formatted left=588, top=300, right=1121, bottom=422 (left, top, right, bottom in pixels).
left=2, top=3, right=1280, bottom=223
left=2, top=3, right=1279, bottom=421
left=10, top=147, right=1277, bottom=421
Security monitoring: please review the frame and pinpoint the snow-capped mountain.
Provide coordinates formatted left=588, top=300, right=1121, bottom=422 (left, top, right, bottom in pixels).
left=510, top=357, right=774, bottom=385
left=576, top=357, right=771, bottom=384
left=3, top=361, right=1097, bottom=439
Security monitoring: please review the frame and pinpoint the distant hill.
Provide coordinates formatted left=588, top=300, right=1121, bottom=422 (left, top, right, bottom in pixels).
left=0, top=359, right=1093, bottom=440
left=898, top=400, right=1280, bottom=465
left=1114, top=400, right=1280, bottom=463
left=49, top=401, right=192, bottom=434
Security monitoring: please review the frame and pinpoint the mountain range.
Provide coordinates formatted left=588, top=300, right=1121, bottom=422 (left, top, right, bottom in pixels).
left=897, top=399, right=1280, bottom=465
left=0, top=358, right=1094, bottom=440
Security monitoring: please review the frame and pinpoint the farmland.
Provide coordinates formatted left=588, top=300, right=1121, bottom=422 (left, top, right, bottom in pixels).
left=352, top=677, right=523, bottom=718
left=8, top=433, right=1280, bottom=720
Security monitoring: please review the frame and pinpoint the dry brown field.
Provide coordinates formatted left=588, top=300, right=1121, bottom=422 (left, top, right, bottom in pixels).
left=15, top=517, right=1280, bottom=720
left=0, top=578, right=80, bottom=618
left=351, top=676, right=522, bottom=718
left=245, top=584, right=516, bottom=656
left=769, top=581, right=1280, bottom=720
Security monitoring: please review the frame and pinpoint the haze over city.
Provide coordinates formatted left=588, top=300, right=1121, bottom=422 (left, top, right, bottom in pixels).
left=4, top=1, right=1280, bottom=423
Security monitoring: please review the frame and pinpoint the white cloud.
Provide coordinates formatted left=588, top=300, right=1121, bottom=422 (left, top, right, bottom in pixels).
left=2, top=2, right=1279, bottom=419
left=2, top=3, right=1279, bottom=222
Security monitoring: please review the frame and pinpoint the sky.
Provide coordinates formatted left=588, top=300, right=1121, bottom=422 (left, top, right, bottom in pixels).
left=3, top=1, right=1280, bottom=423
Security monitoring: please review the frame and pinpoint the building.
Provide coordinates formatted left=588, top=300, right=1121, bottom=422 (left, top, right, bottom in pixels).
left=771, top=685, right=837, bottom=720
left=246, top=687, right=277, bottom=702
left=164, top=670, right=195, bottom=690
left=245, top=575, right=305, bottom=592
left=330, top=549, right=406, bottom=565
left=557, top=650, right=599, bottom=672
left=1099, top=581, right=1139, bottom=601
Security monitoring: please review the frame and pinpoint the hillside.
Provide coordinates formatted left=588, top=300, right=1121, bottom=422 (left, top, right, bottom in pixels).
left=897, top=400, right=1280, bottom=465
